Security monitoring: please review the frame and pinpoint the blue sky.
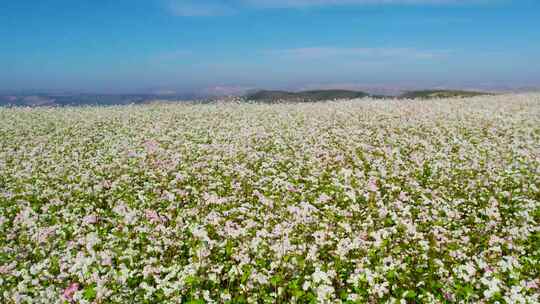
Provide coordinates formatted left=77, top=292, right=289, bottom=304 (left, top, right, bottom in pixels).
left=1, top=0, right=539, bottom=94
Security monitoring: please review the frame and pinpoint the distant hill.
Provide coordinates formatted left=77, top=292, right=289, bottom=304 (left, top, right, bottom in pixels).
left=0, top=93, right=198, bottom=107
left=245, top=90, right=298, bottom=101
left=0, top=89, right=500, bottom=107
left=399, top=90, right=492, bottom=99
left=245, top=90, right=370, bottom=102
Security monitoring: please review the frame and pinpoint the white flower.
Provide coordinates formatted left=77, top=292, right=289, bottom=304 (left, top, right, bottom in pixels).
left=312, top=267, right=331, bottom=285
left=481, top=277, right=501, bottom=298
left=2, top=93, right=539, bottom=302
left=316, top=284, right=335, bottom=302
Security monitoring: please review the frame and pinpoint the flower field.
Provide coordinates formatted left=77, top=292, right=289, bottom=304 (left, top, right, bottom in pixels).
left=1, top=94, right=539, bottom=303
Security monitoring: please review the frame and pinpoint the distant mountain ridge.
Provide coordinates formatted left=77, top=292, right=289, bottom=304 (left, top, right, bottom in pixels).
left=400, top=90, right=492, bottom=99
left=0, top=93, right=197, bottom=107
left=0, top=89, right=496, bottom=107
left=245, top=90, right=370, bottom=102
left=244, top=89, right=493, bottom=102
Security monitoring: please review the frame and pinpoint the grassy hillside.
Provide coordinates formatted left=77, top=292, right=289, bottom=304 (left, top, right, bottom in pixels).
left=400, top=90, right=492, bottom=99
left=247, top=89, right=494, bottom=102
left=244, top=90, right=299, bottom=101
left=246, top=90, right=370, bottom=102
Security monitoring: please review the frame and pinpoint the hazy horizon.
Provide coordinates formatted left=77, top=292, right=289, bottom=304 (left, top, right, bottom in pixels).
left=2, top=0, right=540, bottom=94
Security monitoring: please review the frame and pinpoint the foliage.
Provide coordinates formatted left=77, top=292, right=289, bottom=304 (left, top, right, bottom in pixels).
left=245, top=90, right=369, bottom=102
left=0, top=94, right=539, bottom=303
left=400, top=90, right=492, bottom=99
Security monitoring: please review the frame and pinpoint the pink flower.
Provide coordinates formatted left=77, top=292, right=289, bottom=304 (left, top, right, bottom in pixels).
left=0, top=264, right=14, bottom=275
left=287, top=185, right=299, bottom=193
left=63, top=282, right=79, bottom=301
left=526, top=280, right=539, bottom=289
left=101, top=180, right=112, bottom=189
left=145, top=209, right=164, bottom=223
left=144, top=140, right=159, bottom=154
left=83, top=214, right=98, bottom=225
left=37, top=226, right=56, bottom=243
left=101, top=252, right=113, bottom=266
left=367, top=177, right=378, bottom=192
left=399, top=191, right=409, bottom=201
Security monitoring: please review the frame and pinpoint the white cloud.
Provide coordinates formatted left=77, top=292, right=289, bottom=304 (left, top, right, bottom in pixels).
left=243, top=0, right=475, bottom=8
left=201, top=85, right=255, bottom=96
left=267, top=47, right=451, bottom=60
left=166, top=0, right=482, bottom=16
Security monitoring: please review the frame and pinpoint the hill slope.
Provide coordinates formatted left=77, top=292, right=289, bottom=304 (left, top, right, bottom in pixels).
left=0, top=94, right=198, bottom=107
left=245, top=90, right=370, bottom=102
left=400, top=90, right=492, bottom=99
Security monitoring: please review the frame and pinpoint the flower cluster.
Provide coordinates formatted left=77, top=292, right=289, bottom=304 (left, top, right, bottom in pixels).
left=1, top=94, right=539, bottom=303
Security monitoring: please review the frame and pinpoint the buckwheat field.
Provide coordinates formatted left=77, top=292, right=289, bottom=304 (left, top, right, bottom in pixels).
left=1, top=94, right=539, bottom=304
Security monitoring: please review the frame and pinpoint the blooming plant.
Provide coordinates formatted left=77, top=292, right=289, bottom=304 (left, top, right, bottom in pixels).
left=0, top=94, right=539, bottom=303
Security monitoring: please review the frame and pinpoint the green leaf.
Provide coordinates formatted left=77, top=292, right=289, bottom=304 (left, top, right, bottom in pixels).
left=404, top=290, right=417, bottom=299
left=184, top=275, right=199, bottom=286
left=241, top=265, right=253, bottom=284
left=225, top=240, right=234, bottom=257
left=270, top=274, right=282, bottom=285
left=83, top=285, right=97, bottom=301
